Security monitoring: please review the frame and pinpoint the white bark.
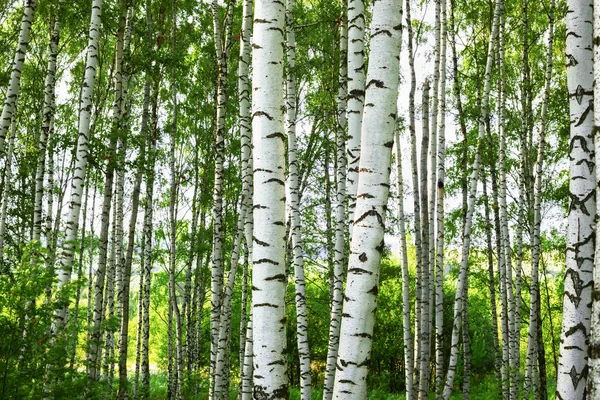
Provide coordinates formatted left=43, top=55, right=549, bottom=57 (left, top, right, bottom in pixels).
left=331, top=0, right=402, bottom=397
left=442, top=0, right=502, bottom=397
left=590, top=0, right=600, bottom=394
left=0, top=116, right=16, bottom=257
left=50, top=0, right=103, bottom=348
left=523, top=0, right=554, bottom=395
left=434, top=0, right=447, bottom=396
left=323, top=9, right=347, bottom=400
left=241, top=312, right=254, bottom=400
left=251, top=1, right=288, bottom=397
left=346, top=0, right=365, bottom=230
left=396, top=127, right=414, bottom=400
left=557, top=0, right=594, bottom=398
left=418, top=79, right=431, bottom=400
left=285, top=0, right=311, bottom=397
left=0, top=0, right=36, bottom=156
left=33, top=2, right=61, bottom=241
left=209, top=0, right=234, bottom=390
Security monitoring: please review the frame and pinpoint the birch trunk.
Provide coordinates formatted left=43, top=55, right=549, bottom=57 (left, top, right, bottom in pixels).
left=590, top=0, right=600, bottom=393
left=0, top=0, right=36, bottom=157
left=251, top=1, right=288, bottom=397
left=237, top=0, right=253, bottom=396
left=0, top=118, right=16, bottom=260
left=346, top=0, right=365, bottom=229
left=33, top=2, right=60, bottom=241
left=241, top=312, right=254, bottom=400
left=482, top=177, right=502, bottom=392
left=209, top=0, right=234, bottom=390
left=48, top=0, right=103, bottom=383
left=214, top=201, right=247, bottom=398
left=323, top=9, right=347, bottom=400
left=556, top=0, right=595, bottom=398
left=285, top=0, right=311, bottom=397
left=442, top=0, right=502, bottom=397
left=405, top=1, right=423, bottom=390
left=523, top=0, right=554, bottom=395
left=88, top=0, right=129, bottom=379
left=396, top=126, right=414, bottom=400
left=495, top=11, right=520, bottom=400
left=331, top=1, right=402, bottom=397
left=418, top=79, right=431, bottom=400
left=434, top=0, right=447, bottom=395
left=168, top=13, right=184, bottom=393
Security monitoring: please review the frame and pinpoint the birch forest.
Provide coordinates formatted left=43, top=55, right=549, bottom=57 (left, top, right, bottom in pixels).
left=1, top=0, right=599, bottom=398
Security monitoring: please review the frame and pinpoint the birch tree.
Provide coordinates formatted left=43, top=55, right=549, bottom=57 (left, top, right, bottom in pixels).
left=346, top=0, right=365, bottom=228
left=251, top=0, right=288, bottom=397
left=285, top=0, right=311, bottom=397
left=331, top=0, right=402, bottom=397
left=33, top=0, right=61, bottom=242
left=0, top=0, right=36, bottom=157
left=556, top=0, right=595, bottom=397
left=323, top=7, right=347, bottom=400
left=522, top=0, right=554, bottom=395
left=47, top=0, right=103, bottom=384
left=442, top=0, right=503, bottom=396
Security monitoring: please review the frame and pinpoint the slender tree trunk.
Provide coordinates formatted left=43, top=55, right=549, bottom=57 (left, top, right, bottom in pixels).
left=331, top=1, right=402, bottom=397
left=557, top=0, right=594, bottom=397
left=69, top=180, right=90, bottom=368
left=46, top=0, right=103, bottom=389
left=442, top=0, right=502, bottom=397
left=346, top=0, right=365, bottom=231
left=462, top=277, right=471, bottom=400
left=405, top=1, right=422, bottom=392
left=0, top=0, right=36, bottom=157
left=33, top=1, right=61, bottom=241
left=434, top=1, right=447, bottom=397
left=209, top=0, right=235, bottom=392
left=241, top=312, right=254, bottom=400
left=88, top=0, right=129, bottom=380
left=251, top=1, right=289, bottom=397
left=418, top=79, right=431, bottom=400
left=590, top=0, right=600, bottom=393
left=237, top=1, right=253, bottom=397
left=482, top=177, right=502, bottom=393
left=284, top=1, right=311, bottom=398
left=0, top=117, right=16, bottom=259
left=396, top=125, right=414, bottom=400
left=323, top=9, right=347, bottom=400
left=523, top=0, right=554, bottom=395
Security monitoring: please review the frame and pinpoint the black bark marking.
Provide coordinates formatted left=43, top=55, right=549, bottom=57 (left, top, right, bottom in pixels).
left=569, top=364, right=588, bottom=389
left=265, top=274, right=286, bottom=282
left=357, top=193, right=375, bottom=199
left=383, top=140, right=394, bottom=148
left=254, top=236, right=270, bottom=246
left=254, top=303, right=279, bottom=308
left=255, top=258, right=279, bottom=265
left=348, top=267, right=373, bottom=275
left=375, top=239, right=385, bottom=254
left=564, top=322, right=588, bottom=338
left=574, top=99, right=593, bottom=126
left=266, top=132, right=286, bottom=142
left=367, top=285, right=378, bottom=295
left=338, top=380, right=356, bottom=385
left=354, top=208, right=384, bottom=227
left=366, top=79, right=386, bottom=89
left=371, top=29, right=392, bottom=38
left=253, top=110, right=274, bottom=120
left=264, top=178, right=285, bottom=186
left=359, top=252, right=368, bottom=262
